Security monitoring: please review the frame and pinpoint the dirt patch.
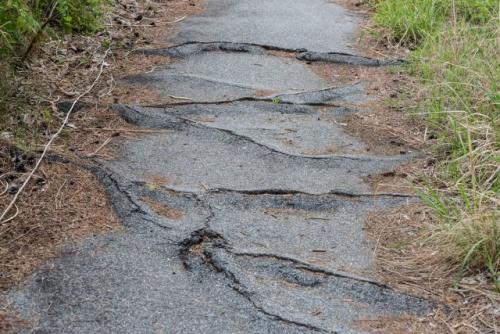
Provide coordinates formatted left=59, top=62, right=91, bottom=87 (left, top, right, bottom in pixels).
left=100, top=0, right=201, bottom=105
left=364, top=159, right=431, bottom=194
left=255, top=89, right=277, bottom=98
left=113, top=53, right=174, bottom=78
left=107, top=54, right=176, bottom=105
left=266, top=49, right=297, bottom=59
left=51, top=107, right=163, bottom=160
left=110, top=0, right=203, bottom=50
left=141, top=196, right=185, bottom=220
left=111, top=83, right=167, bottom=105
left=309, top=62, right=413, bottom=101
left=365, top=204, right=500, bottom=333
left=340, top=109, right=426, bottom=156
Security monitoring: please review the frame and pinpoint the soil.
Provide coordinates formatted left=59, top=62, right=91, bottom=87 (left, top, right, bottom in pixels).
left=141, top=196, right=185, bottom=220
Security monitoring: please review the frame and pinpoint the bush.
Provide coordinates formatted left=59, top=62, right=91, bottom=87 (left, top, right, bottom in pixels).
left=0, top=0, right=106, bottom=56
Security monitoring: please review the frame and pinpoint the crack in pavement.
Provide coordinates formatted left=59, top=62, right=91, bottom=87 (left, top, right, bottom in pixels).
left=116, top=103, right=415, bottom=162
left=140, top=41, right=402, bottom=67
left=201, top=187, right=417, bottom=198
left=123, top=46, right=372, bottom=104
left=91, top=165, right=145, bottom=218
left=178, top=229, right=432, bottom=333
left=196, top=186, right=416, bottom=198
left=179, top=229, right=335, bottom=333
left=134, top=97, right=345, bottom=108
left=179, top=117, right=411, bottom=161
left=99, top=114, right=414, bottom=196
left=226, top=250, right=388, bottom=288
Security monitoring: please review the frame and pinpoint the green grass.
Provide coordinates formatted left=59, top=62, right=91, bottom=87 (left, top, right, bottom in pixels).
left=373, top=0, right=498, bottom=47
left=372, top=0, right=499, bottom=288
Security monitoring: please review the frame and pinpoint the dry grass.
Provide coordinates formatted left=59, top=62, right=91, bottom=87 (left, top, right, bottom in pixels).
left=54, top=107, right=159, bottom=160
left=364, top=159, right=429, bottom=193
left=357, top=314, right=450, bottom=334
left=366, top=204, right=500, bottom=333
left=0, top=151, right=119, bottom=289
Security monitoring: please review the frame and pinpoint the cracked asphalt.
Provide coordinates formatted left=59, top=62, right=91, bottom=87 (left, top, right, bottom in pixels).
left=8, top=0, right=435, bottom=333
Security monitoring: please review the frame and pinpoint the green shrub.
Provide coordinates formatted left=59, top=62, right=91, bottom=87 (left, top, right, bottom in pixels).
left=0, top=0, right=106, bottom=56
left=0, top=0, right=40, bottom=52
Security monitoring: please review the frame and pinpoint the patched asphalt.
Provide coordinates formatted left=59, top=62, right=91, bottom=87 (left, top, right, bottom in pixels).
left=8, top=0, right=435, bottom=333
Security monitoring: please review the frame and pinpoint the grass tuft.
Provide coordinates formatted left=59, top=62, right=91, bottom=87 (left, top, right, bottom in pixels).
left=373, top=0, right=498, bottom=47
